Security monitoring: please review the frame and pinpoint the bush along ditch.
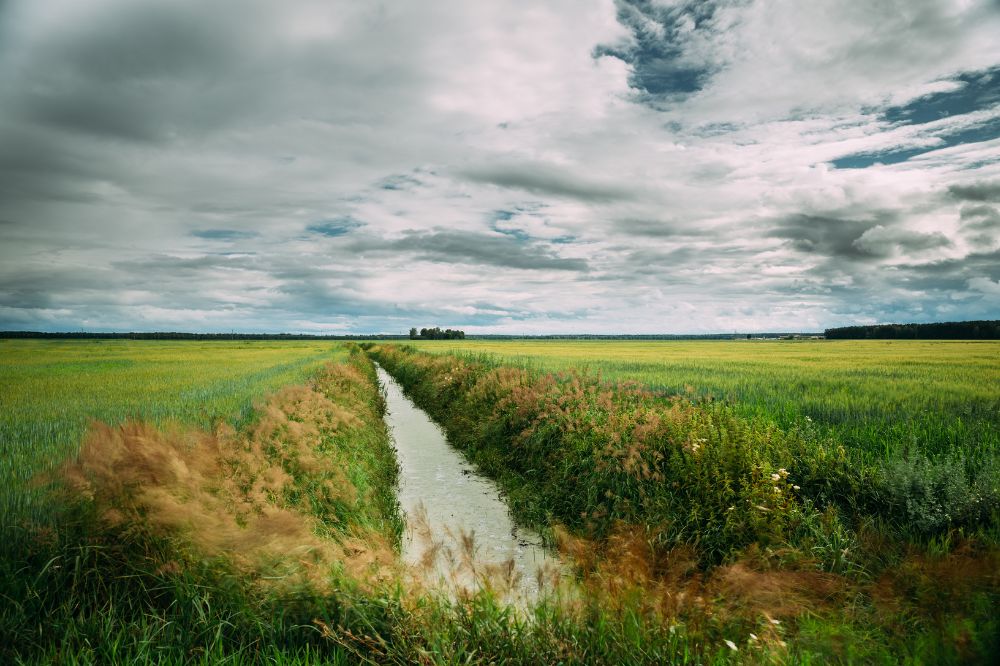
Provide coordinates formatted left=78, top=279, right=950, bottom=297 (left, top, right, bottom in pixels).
left=367, top=343, right=1000, bottom=663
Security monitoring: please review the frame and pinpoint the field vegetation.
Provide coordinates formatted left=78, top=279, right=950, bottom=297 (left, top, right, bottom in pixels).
left=2, top=340, right=750, bottom=664
left=3, top=338, right=999, bottom=663
left=370, top=342, right=1000, bottom=663
left=404, top=339, right=1000, bottom=462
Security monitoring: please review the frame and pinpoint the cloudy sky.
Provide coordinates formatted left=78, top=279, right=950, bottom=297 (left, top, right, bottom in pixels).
left=1, top=0, right=999, bottom=334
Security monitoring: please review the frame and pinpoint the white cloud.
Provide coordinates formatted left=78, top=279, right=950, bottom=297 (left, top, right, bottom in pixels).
left=0, top=0, right=998, bottom=333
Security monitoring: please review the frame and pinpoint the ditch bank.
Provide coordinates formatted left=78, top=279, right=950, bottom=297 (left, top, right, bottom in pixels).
left=375, top=363, right=559, bottom=600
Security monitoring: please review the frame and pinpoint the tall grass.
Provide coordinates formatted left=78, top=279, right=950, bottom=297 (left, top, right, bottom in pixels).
left=403, top=339, right=1000, bottom=464
left=2, top=342, right=765, bottom=664
left=369, top=343, right=1000, bottom=663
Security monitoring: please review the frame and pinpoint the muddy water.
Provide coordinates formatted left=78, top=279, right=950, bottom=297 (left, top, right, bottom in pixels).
left=375, top=364, right=559, bottom=600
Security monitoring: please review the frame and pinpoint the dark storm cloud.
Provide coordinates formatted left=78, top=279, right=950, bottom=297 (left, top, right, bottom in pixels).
left=852, top=226, right=952, bottom=257
left=349, top=230, right=588, bottom=271
left=593, top=0, right=720, bottom=97
left=960, top=205, right=1000, bottom=229
left=767, top=214, right=885, bottom=260
left=6, top=2, right=256, bottom=143
left=459, top=163, right=634, bottom=202
left=612, top=218, right=707, bottom=238
left=949, top=180, right=1000, bottom=202
left=112, top=254, right=256, bottom=275
left=895, top=248, right=1000, bottom=288
left=959, top=204, right=1000, bottom=249
left=191, top=229, right=259, bottom=241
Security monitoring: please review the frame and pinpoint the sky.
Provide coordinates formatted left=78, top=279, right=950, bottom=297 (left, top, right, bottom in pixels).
left=1, top=0, right=999, bottom=335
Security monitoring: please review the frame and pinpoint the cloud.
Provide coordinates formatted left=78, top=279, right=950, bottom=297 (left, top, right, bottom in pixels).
left=349, top=229, right=589, bottom=272
left=950, top=180, right=1000, bottom=202
left=191, top=229, right=258, bottom=241
left=306, top=217, right=364, bottom=237
left=458, top=162, right=636, bottom=202
left=968, top=276, right=1000, bottom=295
left=0, top=0, right=998, bottom=333
left=852, top=225, right=952, bottom=257
left=768, top=214, right=883, bottom=260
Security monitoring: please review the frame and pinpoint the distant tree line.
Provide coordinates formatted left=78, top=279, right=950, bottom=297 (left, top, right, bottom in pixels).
left=824, top=320, right=1000, bottom=340
left=409, top=327, right=465, bottom=340
left=0, top=331, right=409, bottom=340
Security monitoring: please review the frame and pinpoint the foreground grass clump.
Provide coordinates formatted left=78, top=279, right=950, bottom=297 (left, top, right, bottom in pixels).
left=1, top=346, right=406, bottom=663
left=369, top=343, right=1000, bottom=663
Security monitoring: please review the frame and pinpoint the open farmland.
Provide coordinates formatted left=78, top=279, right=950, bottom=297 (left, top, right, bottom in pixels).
left=3, top=338, right=1000, bottom=663
left=0, top=339, right=344, bottom=488
left=404, top=339, right=1000, bottom=464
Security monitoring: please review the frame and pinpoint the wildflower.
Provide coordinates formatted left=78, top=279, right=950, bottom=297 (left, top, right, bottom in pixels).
left=727, top=505, right=735, bottom=511
left=771, top=473, right=781, bottom=481
left=749, top=633, right=758, bottom=641
left=793, top=485, right=800, bottom=490
left=778, top=468, right=788, bottom=477
left=724, top=639, right=738, bottom=651
left=773, top=486, right=781, bottom=493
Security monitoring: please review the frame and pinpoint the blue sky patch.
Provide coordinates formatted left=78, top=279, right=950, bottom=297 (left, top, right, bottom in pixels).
left=306, top=217, right=363, bottom=237
left=833, top=116, right=1000, bottom=169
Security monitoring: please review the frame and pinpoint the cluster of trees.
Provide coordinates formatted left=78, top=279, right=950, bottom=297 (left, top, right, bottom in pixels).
left=409, top=327, right=465, bottom=340
left=824, top=320, right=1000, bottom=340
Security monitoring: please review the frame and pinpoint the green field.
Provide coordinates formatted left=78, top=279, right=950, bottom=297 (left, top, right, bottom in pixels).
left=2, top=338, right=999, bottom=663
left=0, top=339, right=342, bottom=487
left=406, top=339, right=1000, bottom=463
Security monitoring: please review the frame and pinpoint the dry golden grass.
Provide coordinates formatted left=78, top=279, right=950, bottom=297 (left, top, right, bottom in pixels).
left=60, top=363, right=395, bottom=593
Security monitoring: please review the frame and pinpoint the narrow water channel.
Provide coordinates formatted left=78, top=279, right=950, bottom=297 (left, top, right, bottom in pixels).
left=375, top=364, right=558, bottom=600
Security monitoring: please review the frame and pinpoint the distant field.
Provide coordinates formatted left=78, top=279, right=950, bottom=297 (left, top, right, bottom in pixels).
left=403, top=339, right=1000, bottom=464
left=0, top=339, right=342, bottom=496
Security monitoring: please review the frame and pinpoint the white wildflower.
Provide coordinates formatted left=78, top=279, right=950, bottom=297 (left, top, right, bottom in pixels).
left=724, top=639, right=738, bottom=651
left=771, top=473, right=781, bottom=481
left=793, top=485, right=801, bottom=490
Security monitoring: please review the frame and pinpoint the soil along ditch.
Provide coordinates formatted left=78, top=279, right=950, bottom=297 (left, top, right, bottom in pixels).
left=375, top=363, right=559, bottom=601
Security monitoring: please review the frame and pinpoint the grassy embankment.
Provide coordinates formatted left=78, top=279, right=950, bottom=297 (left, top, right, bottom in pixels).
left=369, top=342, right=1000, bottom=663
left=405, top=340, right=1000, bottom=534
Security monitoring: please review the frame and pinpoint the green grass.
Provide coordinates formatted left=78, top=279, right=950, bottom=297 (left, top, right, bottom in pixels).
left=1, top=342, right=397, bottom=664
left=2, top=340, right=750, bottom=664
left=5, top=338, right=999, bottom=663
left=404, top=339, right=1000, bottom=464
left=0, top=339, right=342, bottom=485
left=369, top=343, right=1000, bottom=663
